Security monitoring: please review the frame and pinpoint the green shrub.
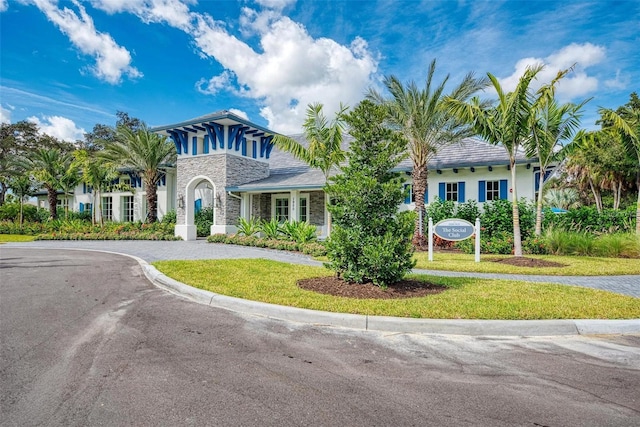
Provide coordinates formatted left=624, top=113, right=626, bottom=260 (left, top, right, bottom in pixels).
left=194, top=207, right=214, bottom=237
left=426, top=197, right=455, bottom=224
left=280, top=220, right=318, bottom=243
left=324, top=100, right=415, bottom=287
left=481, top=198, right=535, bottom=240
left=259, top=217, right=282, bottom=239
left=455, top=200, right=481, bottom=224
left=542, top=206, right=635, bottom=233
left=236, top=217, right=260, bottom=236
left=593, top=233, right=640, bottom=258
left=161, top=209, right=177, bottom=224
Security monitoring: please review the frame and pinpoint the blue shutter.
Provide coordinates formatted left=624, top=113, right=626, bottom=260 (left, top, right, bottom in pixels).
left=404, top=184, right=411, bottom=204
left=192, top=136, right=198, bottom=155
left=499, top=179, right=508, bottom=199
left=439, top=183, right=445, bottom=200
left=79, top=203, right=84, bottom=212
left=252, top=141, right=257, bottom=159
left=83, top=183, right=86, bottom=194
left=424, top=187, right=428, bottom=204
left=242, top=138, right=247, bottom=156
left=195, top=198, right=202, bottom=213
left=458, top=182, right=465, bottom=202
left=203, top=135, right=209, bottom=154
left=478, top=181, right=486, bottom=202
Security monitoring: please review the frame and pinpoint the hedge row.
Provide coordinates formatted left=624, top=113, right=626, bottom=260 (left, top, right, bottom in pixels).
left=207, top=233, right=326, bottom=257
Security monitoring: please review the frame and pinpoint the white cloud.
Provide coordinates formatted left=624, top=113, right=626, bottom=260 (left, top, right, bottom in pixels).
left=604, top=69, right=629, bottom=90
left=192, top=9, right=378, bottom=133
left=195, top=70, right=233, bottom=95
left=498, top=43, right=605, bottom=101
left=0, top=0, right=8, bottom=12
left=228, top=109, right=249, bottom=120
left=31, top=0, right=142, bottom=84
left=255, top=0, right=295, bottom=11
left=89, top=0, right=194, bottom=29
left=27, top=115, right=86, bottom=142
left=0, top=105, right=11, bottom=123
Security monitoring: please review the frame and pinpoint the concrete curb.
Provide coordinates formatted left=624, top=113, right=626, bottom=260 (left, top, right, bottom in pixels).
left=8, top=245, right=640, bottom=337
left=136, top=259, right=640, bottom=337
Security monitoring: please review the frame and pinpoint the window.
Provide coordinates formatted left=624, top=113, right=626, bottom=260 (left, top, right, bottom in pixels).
left=123, top=196, right=134, bottom=222
left=102, top=196, right=113, bottom=221
left=57, top=198, right=69, bottom=209
left=299, top=196, right=308, bottom=222
left=274, top=197, right=289, bottom=222
left=486, top=180, right=500, bottom=201
left=445, top=182, right=458, bottom=201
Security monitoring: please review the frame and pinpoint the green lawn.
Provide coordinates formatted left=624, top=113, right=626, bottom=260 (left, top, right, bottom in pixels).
left=413, top=252, right=640, bottom=276
left=0, top=234, right=36, bottom=243
left=152, top=259, right=640, bottom=320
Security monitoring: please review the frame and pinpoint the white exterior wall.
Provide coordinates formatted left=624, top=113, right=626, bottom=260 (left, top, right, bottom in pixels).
left=400, top=163, right=539, bottom=212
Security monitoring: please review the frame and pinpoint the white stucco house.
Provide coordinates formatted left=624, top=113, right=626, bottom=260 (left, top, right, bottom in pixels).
left=37, top=111, right=547, bottom=240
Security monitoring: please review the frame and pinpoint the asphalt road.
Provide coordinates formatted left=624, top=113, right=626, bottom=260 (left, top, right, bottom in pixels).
left=1, top=248, right=640, bottom=426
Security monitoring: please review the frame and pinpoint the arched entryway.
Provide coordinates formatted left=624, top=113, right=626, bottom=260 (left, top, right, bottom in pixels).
left=175, top=175, right=216, bottom=241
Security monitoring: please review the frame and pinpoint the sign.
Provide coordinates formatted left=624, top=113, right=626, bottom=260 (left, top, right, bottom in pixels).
left=433, top=218, right=475, bottom=241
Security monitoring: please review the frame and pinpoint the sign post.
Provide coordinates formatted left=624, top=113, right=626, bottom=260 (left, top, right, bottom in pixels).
left=431, top=218, right=480, bottom=263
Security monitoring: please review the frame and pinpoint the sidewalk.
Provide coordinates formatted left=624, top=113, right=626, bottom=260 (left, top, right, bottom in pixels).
left=3, top=240, right=639, bottom=336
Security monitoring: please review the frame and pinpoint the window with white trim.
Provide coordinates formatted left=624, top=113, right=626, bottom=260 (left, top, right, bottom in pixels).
left=445, top=182, right=458, bottom=201
left=299, top=195, right=309, bottom=222
left=274, top=197, right=289, bottom=222
left=102, top=196, right=113, bottom=221
left=486, top=180, right=500, bottom=201
left=123, top=196, right=134, bottom=222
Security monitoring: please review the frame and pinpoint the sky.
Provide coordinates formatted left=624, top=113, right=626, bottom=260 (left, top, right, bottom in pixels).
left=1, top=0, right=638, bottom=143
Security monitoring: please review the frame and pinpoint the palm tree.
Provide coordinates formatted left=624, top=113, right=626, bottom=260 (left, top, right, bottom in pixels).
left=527, top=97, right=587, bottom=235
left=600, top=103, right=640, bottom=234
left=272, top=102, right=348, bottom=234
left=7, top=174, right=38, bottom=226
left=75, top=149, right=119, bottom=225
left=446, top=65, right=544, bottom=256
left=20, top=148, right=74, bottom=220
left=101, top=124, right=177, bottom=223
left=367, top=59, right=488, bottom=247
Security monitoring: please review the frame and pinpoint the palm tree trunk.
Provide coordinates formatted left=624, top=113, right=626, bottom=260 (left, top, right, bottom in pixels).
left=535, top=167, right=545, bottom=236
left=47, top=186, right=58, bottom=220
left=146, top=178, right=158, bottom=223
left=412, top=164, right=428, bottom=248
left=510, top=159, right=523, bottom=257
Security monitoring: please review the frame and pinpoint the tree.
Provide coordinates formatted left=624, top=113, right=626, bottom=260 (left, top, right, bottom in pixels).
left=446, top=65, right=544, bottom=256
left=81, top=111, right=143, bottom=152
left=101, top=124, right=177, bottom=223
left=367, top=59, right=488, bottom=247
left=74, top=149, right=120, bottom=225
left=0, top=121, right=39, bottom=206
left=272, top=102, right=348, bottom=234
left=19, top=148, right=75, bottom=219
left=6, top=174, right=38, bottom=226
left=324, top=100, right=415, bottom=287
left=527, top=96, right=587, bottom=235
left=600, top=93, right=640, bottom=234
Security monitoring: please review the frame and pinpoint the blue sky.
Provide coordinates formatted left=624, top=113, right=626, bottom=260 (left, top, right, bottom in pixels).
left=1, top=0, right=638, bottom=142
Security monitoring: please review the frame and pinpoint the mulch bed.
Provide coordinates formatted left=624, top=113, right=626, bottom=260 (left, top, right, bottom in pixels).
left=487, top=257, right=567, bottom=268
left=298, top=276, right=446, bottom=299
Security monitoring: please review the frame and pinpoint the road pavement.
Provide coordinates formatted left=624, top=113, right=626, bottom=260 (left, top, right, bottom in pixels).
left=2, top=248, right=639, bottom=426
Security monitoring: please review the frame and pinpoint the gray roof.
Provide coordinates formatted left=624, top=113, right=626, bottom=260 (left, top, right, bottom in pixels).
left=228, top=136, right=535, bottom=192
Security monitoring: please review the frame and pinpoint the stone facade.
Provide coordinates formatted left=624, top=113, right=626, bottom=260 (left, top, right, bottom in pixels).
left=308, top=191, right=325, bottom=226
left=176, top=154, right=268, bottom=226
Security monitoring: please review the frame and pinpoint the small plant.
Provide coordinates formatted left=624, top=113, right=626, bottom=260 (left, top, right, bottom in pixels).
left=280, top=220, right=318, bottom=243
left=161, top=209, right=177, bottom=224
left=236, top=217, right=260, bottom=236
left=426, top=197, right=455, bottom=224
left=259, top=217, right=282, bottom=239
left=194, top=207, right=214, bottom=237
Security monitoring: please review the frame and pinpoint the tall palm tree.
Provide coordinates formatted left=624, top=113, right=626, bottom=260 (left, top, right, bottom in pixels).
left=600, top=104, right=640, bottom=234
left=272, top=102, right=348, bottom=234
left=367, top=59, right=488, bottom=247
left=101, top=124, right=177, bottom=223
left=446, top=65, right=544, bottom=256
left=20, top=148, right=74, bottom=219
left=527, top=98, right=587, bottom=235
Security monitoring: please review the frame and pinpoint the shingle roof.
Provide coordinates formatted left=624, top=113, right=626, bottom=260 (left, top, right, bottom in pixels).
left=228, top=135, right=535, bottom=192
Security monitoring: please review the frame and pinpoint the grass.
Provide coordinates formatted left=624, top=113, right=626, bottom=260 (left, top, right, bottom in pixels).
left=0, top=234, right=36, bottom=243
left=413, top=252, right=640, bottom=276
left=152, top=259, right=640, bottom=320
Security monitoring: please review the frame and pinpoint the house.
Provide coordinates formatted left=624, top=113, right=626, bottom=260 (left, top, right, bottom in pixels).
left=37, top=111, right=545, bottom=239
